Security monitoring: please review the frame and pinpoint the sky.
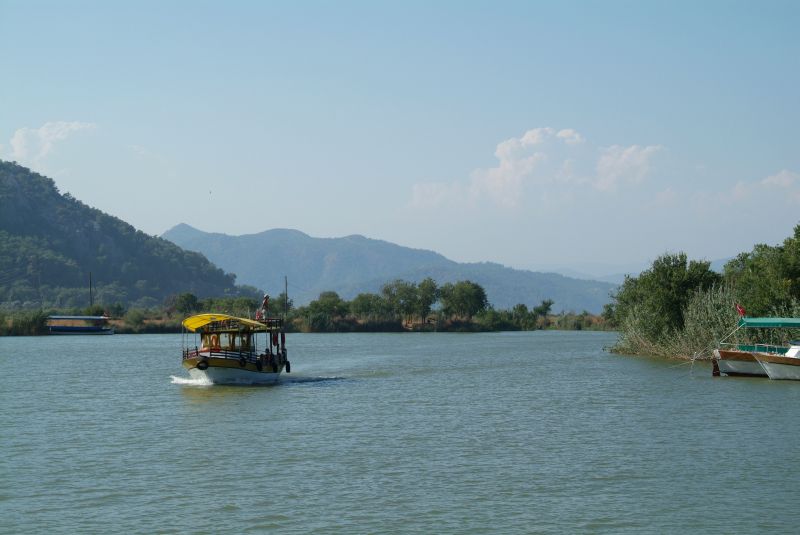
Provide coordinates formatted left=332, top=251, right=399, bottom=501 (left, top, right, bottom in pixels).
left=1, top=1, right=798, bottom=277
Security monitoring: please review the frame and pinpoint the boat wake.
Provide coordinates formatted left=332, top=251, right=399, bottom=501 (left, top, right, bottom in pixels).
left=170, top=375, right=346, bottom=387
left=280, top=375, right=347, bottom=386
left=170, top=375, right=213, bottom=386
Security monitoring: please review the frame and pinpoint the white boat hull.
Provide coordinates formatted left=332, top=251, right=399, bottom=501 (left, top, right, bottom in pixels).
left=717, top=359, right=766, bottom=377
left=713, top=349, right=767, bottom=377
left=188, top=366, right=282, bottom=385
left=753, top=352, right=800, bottom=381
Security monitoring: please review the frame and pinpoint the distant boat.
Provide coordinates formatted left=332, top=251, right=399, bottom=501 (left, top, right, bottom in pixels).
left=180, top=312, right=290, bottom=385
left=47, top=315, right=115, bottom=335
left=713, top=316, right=800, bottom=378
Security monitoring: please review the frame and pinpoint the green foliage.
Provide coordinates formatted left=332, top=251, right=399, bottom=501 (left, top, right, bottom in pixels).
left=611, top=252, right=721, bottom=344
left=439, top=280, right=488, bottom=319
left=532, top=299, right=554, bottom=318
left=308, top=291, right=349, bottom=318
left=0, top=160, right=246, bottom=309
left=169, top=293, right=200, bottom=315
left=612, top=226, right=800, bottom=358
left=416, top=277, right=438, bottom=320
left=350, top=292, right=393, bottom=321
left=84, top=304, right=106, bottom=316
left=724, top=225, right=800, bottom=316
left=124, top=309, right=146, bottom=330
left=381, top=280, right=419, bottom=324
left=0, top=309, right=49, bottom=335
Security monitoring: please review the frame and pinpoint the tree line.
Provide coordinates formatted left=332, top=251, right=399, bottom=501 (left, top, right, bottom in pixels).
left=0, top=277, right=612, bottom=335
left=606, top=224, right=800, bottom=359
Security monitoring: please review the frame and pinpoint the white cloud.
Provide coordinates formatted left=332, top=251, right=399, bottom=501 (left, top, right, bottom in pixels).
left=4, top=121, right=96, bottom=166
left=716, top=170, right=800, bottom=205
left=761, top=169, right=799, bottom=188
left=556, top=128, right=584, bottom=145
left=595, top=144, right=662, bottom=191
left=410, top=127, right=663, bottom=210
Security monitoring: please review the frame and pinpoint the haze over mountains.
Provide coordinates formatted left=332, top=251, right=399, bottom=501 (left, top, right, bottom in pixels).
left=0, top=160, right=618, bottom=313
left=163, top=224, right=617, bottom=313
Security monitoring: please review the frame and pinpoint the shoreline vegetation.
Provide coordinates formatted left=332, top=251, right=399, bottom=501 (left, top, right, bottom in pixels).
left=8, top=223, right=800, bottom=351
left=0, top=278, right=611, bottom=336
left=606, top=224, right=800, bottom=360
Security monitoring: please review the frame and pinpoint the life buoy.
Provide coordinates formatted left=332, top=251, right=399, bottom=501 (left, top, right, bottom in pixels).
left=197, top=359, right=209, bottom=370
left=239, top=356, right=247, bottom=367
left=210, top=334, right=220, bottom=348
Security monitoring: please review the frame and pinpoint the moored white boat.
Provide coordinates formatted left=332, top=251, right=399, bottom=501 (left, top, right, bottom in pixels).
left=753, top=345, right=800, bottom=381
left=712, top=316, right=800, bottom=378
left=181, top=312, right=290, bottom=385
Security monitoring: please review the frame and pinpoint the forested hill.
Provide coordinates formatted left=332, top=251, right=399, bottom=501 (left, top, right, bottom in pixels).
left=163, top=224, right=617, bottom=313
left=0, top=161, right=245, bottom=308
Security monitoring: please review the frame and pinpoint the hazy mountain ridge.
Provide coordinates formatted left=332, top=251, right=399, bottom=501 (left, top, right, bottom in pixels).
left=163, top=224, right=617, bottom=313
left=0, top=161, right=244, bottom=308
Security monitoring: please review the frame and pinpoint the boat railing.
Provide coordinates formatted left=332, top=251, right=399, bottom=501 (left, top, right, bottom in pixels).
left=719, top=342, right=789, bottom=354
left=182, top=346, right=286, bottom=364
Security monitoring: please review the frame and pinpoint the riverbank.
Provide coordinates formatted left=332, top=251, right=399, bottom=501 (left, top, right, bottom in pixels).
left=0, top=309, right=612, bottom=336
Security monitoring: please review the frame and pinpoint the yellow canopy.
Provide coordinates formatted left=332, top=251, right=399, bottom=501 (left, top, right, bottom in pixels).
left=181, top=313, right=265, bottom=332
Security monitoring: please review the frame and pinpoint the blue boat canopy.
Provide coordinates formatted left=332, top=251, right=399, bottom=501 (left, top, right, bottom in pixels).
left=738, top=317, right=800, bottom=328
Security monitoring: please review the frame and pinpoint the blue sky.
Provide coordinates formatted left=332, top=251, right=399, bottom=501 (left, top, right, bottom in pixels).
left=1, top=1, right=798, bottom=276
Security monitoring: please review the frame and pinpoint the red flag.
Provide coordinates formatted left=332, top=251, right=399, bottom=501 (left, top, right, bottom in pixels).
left=735, top=303, right=746, bottom=317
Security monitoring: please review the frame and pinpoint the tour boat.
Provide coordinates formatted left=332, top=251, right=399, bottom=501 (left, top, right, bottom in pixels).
left=181, top=312, right=290, bottom=384
left=712, top=316, right=800, bottom=378
left=752, top=345, right=800, bottom=380
left=47, top=315, right=114, bottom=335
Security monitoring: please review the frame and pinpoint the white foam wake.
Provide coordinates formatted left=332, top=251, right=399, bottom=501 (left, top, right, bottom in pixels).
left=170, top=375, right=213, bottom=386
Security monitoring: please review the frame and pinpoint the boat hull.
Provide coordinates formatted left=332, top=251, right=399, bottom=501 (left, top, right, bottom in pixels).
left=48, top=328, right=115, bottom=335
left=713, top=349, right=767, bottom=377
left=752, top=353, right=800, bottom=381
left=182, top=356, right=284, bottom=385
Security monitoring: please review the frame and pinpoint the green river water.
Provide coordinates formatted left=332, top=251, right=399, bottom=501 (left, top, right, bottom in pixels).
left=2, top=331, right=800, bottom=533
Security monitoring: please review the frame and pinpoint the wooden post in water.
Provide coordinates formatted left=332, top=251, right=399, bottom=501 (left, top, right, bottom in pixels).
left=712, top=358, right=720, bottom=377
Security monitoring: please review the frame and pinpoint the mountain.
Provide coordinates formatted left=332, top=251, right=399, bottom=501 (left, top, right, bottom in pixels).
left=0, top=161, right=247, bottom=308
left=163, top=223, right=617, bottom=313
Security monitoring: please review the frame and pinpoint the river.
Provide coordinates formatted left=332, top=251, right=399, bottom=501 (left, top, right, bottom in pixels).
left=2, top=331, right=800, bottom=533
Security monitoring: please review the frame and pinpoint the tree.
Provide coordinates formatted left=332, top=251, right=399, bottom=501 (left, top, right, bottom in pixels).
left=532, top=299, right=554, bottom=318
left=265, top=292, right=293, bottom=316
left=439, top=280, right=488, bottom=319
left=381, top=280, right=418, bottom=323
left=308, top=291, right=348, bottom=319
left=612, top=252, right=722, bottom=342
left=724, top=225, right=800, bottom=316
left=416, top=277, right=438, bottom=322
left=171, top=292, right=199, bottom=315
left=350, top=293, right=391, bottom=321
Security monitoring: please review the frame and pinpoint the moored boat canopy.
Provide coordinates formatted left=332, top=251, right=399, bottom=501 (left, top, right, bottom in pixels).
left=182, top=313, right=265, bottom=332
left=739, top=317, right=800, bottom=329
